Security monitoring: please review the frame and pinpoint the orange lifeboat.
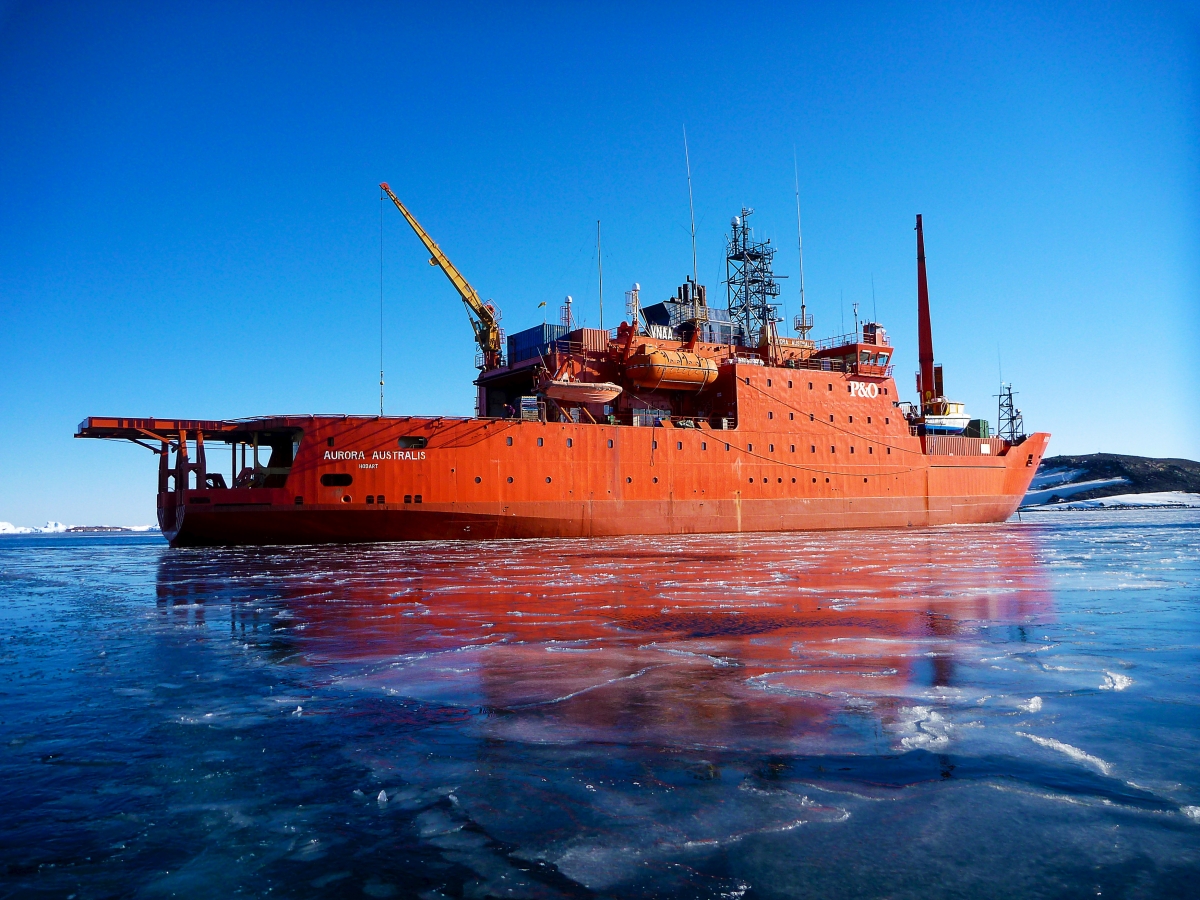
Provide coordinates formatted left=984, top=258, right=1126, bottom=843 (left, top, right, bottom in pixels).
left=626, top=347, right=718, bottom=391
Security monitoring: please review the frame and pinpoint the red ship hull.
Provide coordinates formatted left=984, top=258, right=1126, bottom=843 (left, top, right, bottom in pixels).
left=79, top=363, right=1049, bottom=547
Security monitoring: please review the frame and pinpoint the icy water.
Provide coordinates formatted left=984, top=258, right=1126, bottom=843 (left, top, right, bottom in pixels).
left=2, top=512, right=1198, bottom=899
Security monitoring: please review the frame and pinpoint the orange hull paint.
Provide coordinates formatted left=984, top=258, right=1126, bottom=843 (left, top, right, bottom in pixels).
left=89, top=364, right=1049, bottom=547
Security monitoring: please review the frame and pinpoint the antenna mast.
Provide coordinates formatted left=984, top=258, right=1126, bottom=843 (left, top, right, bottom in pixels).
left=684, top=125, right=698, bottom=285
left=597, top=220, right=603, bottom=330
left=379, top=187, right=385, bottom=416
left=792, top=150, right=812, bottom=340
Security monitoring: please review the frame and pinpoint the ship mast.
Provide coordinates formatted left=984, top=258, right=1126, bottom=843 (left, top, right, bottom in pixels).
left=793, top=151, right=812, bottom=340
left=916, top=214, right=936, bottom=410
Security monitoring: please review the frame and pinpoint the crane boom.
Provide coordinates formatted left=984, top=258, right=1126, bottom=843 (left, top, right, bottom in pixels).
left=380, top=182, right=503, bottom=369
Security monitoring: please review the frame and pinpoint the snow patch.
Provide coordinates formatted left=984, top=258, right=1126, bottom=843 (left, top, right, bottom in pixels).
left=1100, top=671, right=1133, bottom=691
left=1029, top=491, right=1200, bottom=511
left=1017, top=732, right=1112, bottom=775
left=890, top=706, right=952, bottom=750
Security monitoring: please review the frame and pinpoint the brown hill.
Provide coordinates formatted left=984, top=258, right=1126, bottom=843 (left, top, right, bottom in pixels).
left=1038, top=453, right=1200, bottom=501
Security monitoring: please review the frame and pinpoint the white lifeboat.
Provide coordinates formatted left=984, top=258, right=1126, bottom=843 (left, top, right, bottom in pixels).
left=543, top=379, right=623, bottom=405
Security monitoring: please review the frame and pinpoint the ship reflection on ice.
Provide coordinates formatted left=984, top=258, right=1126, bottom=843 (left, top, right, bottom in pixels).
left=151, top=526, right=1148, bottom=895
left=156, top=528, right=1054, bottom=757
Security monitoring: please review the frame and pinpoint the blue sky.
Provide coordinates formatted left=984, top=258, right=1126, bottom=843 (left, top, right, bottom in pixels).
left=1, top=1, right=1197, bottom=526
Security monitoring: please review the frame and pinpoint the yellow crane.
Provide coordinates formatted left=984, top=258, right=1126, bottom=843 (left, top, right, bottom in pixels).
left=380, top=182, right=503, bottom=370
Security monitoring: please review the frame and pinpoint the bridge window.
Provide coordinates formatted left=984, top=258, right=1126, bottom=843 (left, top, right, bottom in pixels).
left=398, top=436, right=427, bottom=449
left=887, top=447, right=892, bottom=455
left=885, top=417, right=890, bottom=425
left=327, top=437, right=335, bottom=447
left=566, top=438, right=573, bottom=448
left=789, top=412, right=794, bottom=420
left=810, top=445, right=815, bottom=452
left=537, top=437, right=544, bottom=447
left=320, top=474, right=353, bottom=487
left=768, top=444, right=774, bottom=452
left=790, top=445, right=795, bottom=452
left=607, top=439, right=614, bottom=448
left=787, top=380, right=793, bottom=388
left=366, top=496, right=374, bottom=504
left=653, top=441, right=658, bottom=449
left=849, top=416, right=853, bottom=423
left=506, top=436, right=513, bottom=446
left=767, top=378, right=772, bottom=387
left=414, top=495, right=422, bottom=503
left=404, top=495, right=412, bottom=503
left=677, top=441, right=683, bottom=450
left=808, top=382, right=813, bottom=390
left=768, top=411, right=773, bottom=420
left=748, top=443, right=753, bottom=452
left=701, top=442, right=707, bottom=450
left=378, top=495, right=385, bottom=504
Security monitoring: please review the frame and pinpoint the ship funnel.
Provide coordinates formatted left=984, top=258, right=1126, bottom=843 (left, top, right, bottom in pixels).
left=916, top=214, right=936, bottom=407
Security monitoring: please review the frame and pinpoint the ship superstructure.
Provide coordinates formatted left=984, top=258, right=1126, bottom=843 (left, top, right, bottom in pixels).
left=77, top=193, right=1048, bottom=546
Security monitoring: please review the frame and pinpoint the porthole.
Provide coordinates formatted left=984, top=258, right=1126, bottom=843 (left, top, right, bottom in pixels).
left=791, top=477, right=796, bottom=483
left=762, top=477, right=767, bottom=483
left=545, top=476, right=552, bottom=483
left=676, top=441, right=683, bottom=450
left=320, top=473, right=353, bottom=487
left=787, top=380, right=793, bottom=388
left=777, top=478, right=782, bottom=484
left=507, top=476, right=513, bottom=483
left=825, top=477, right=830, bottom=483
left=863, top=478, right=868, bottom=483
left=506, top=436, right=513, bottom=446
left=566, top=438, right=573, bottom=448
left=701, top=442, right=707, bottom=450
left=474, top=476, right=481, bottom=483
left=652, top=477, right=658, bottom=484
left=537, top=437, right=544, bottom=447
left=812, top=477, right=817, bottom=483
left=626, top=476, right=632, bottom=483
left=341, top=495, right=352, bottom=503
left=748, top=477, right=754, bottom=483
left=608, top=439, right=614, bottom=448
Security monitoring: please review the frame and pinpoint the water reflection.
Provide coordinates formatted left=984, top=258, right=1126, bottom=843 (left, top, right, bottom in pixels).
left=155, top=528, right=1054, bottom=757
